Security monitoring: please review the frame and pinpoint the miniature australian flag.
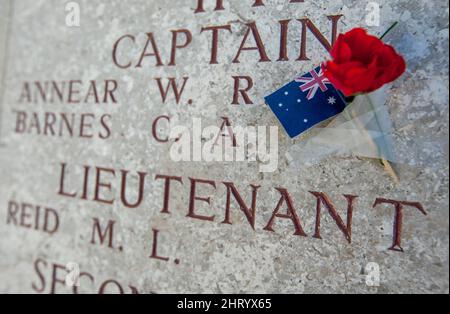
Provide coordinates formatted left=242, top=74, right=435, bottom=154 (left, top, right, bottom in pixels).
left=265, top=65, right=347, bottom=138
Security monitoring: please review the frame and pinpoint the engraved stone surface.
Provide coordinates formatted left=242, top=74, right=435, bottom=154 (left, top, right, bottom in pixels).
left=0, top=0, right=448, bottom=294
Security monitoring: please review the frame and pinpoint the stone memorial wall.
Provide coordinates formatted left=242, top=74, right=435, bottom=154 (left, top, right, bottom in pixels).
left=0, top=0, right=448, bottom=294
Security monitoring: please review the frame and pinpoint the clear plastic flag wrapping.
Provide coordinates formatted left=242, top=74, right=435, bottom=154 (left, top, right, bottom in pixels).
left=287, top=85, right=447, bottom=170
left=288, top=86, right=398, bottom=166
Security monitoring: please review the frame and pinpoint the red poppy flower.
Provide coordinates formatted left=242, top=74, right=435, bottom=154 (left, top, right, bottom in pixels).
left=324, top=28, right=406, bottom=97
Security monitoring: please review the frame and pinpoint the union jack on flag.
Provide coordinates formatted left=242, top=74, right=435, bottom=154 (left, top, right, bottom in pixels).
left=295, top=66, right=333, bottom=100
left=265, top=65, right=348, bottom=138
